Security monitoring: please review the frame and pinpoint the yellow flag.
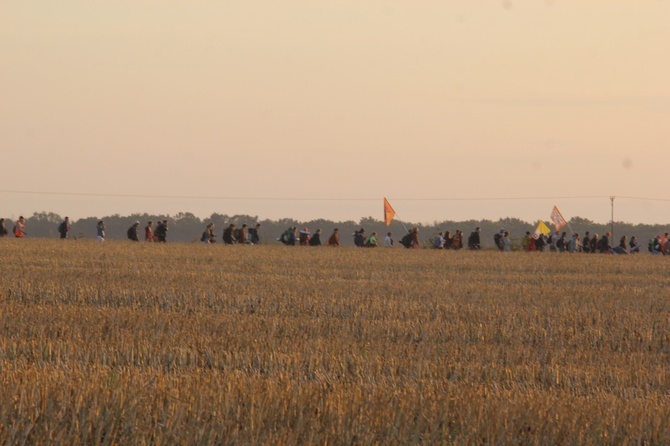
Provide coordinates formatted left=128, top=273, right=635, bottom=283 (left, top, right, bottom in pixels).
left=533, top=221, right=551, bottom=239
left=383, top=198, right=396, bottom=227
left=550, top=205, right=567, bottom=231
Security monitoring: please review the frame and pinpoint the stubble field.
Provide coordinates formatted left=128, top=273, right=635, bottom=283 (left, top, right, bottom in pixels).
left=0, top=239, right=669, bottom=445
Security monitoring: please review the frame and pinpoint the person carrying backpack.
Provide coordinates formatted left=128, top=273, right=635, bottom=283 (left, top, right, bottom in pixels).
left=353, top=228, right=366, bottom=247
left=155, top=220, right=168, bottom=243
left=223, top=224, right=237, bottom=245
left=400, top=231, right=413, bottom=248
left=556, top=232, right=567, bottom=252
left=494, top=229, right=504, bottom=251
left=127, top=221, right=140, bottom=242
left=248, top=223, right=261, bottom=244
left=58, top=217, right=70, bottom=239
left=582, top=232, right=591, bottom=253
left=202, top=223, right=216, bottom=244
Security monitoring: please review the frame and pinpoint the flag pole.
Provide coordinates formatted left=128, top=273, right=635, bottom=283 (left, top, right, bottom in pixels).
left=393, top=214, right=410, bottom=234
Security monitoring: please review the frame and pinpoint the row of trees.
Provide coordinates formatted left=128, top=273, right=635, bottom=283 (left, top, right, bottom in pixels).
left=3, top=212, right=667, bottom=249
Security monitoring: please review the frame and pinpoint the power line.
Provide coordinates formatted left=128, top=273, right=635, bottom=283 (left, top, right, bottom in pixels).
left=0, top=190, right=612, bottom=202
left=0, top=189, right=668, bottom=202
left=616, top=196, right=670, bottom=202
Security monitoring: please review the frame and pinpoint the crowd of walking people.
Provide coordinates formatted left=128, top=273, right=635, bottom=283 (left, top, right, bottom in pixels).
left=3, top=215, right=670, bottom=255
left=495, top=228, right=668, bottom=255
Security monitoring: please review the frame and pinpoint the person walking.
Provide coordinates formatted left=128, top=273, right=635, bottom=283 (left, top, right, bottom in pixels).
left=353, top=228, right=366, bottom=247
left=494, top=229, right=505, bottom=251
left=502, top=231, right=512, bottom=251
left=96, top=220, right=106, bottom=242
left=556, top=232, right=568, bottom=252
left=155, top=220, right=168, bottom=243
left=58, top=216, right=71, bottom=239
left=433, top=232, right=445, bottom=249
left=567, top=233, right=580, bottom=252
left=127, top=221, right=140, bottom=242
left=248, top=223, right=261, bottom=244
left=145, top=221, right=156, bottom=242
left=238, top=224, right=249, bottom=244
left=13, top=216, right=26, bottom=238
left=598, top=232, right=612, bottom=253
left=309, top=229, right=322, bottom=246
left=201, top=223, right=216, bottom=244
left=452, top=230, right=463, bottom=250
left=0, top=218, right=8, bottom=237
left=468, top=227, right=481, bottom=250
left=614, top=235, right=629, bottom=254
left=582, top=232, right=591, bottom=253
left=223, top=224, right=236, bottom=245
left=366, top=231, right=378, bottom=247
left=298, top=227, right=311, bottom=246
left=629, top=236, right=640, bottom=253
left=444, top=231, right=453, bottom=249
left=384, top=232, right=393, bottom=248
left=410, top=227, right=420, bottom=248
left=328, top=228, right=340, bottom=247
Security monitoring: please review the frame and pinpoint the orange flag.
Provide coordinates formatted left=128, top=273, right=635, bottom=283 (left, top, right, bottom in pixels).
left=384, top=198, right=396, bottom=227
left=550, top=205, right=567, bottom=231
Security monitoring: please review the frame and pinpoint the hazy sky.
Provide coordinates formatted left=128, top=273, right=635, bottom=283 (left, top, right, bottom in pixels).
left=2, top=1, right=669, bottom=225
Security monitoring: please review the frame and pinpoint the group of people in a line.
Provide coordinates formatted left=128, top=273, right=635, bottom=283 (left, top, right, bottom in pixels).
left=201, top=223, right=262, bottom=245
left=1, top=216, right=27, bottom=238
left=125, top=220, right=169, bottom=243
left=513, top=229, right=645, bottom=254
left=274, top=226, right=424, bottom=249
left=432, top=228, right=481, bottom=250
left=4, top=216, right=670, bottom=256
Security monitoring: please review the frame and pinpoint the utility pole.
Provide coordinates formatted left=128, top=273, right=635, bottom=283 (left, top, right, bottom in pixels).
left=610, top=196, right=615, bottom=240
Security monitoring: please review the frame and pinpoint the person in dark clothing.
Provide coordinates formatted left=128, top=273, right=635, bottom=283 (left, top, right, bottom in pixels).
left=613, top=235, right=628, bottom=254
left=248, top=223, right=261, bottom=244
left=598, top=232, right=612, bottom=253
left=58, top=217, right=71, bottom=239
left=629, top=236, right=640, bottom=253
left=201, top=223, right=216, bottom=243
left=535, top=234, right=546, bottom=251
left=556, top=232, right=568, bottom=252
left=0, top=218, right=8, bottom=237
left=309, top=229, right=322, bottom=246
left=223, top=224, right=236, bottom=245
left=288, top=227, right=297, bottom=246
left=494, top=229, right=505, bottom=251
left=353, top=228, right=366, bottom=247
left=468, top=227, right=481, bottom=250
left=444, top=231, right=453, bottom=249
left=127, top=221, right=140, bottom=242
left=155, top=220, right=168, bottom=242
left=582, top=232, right=591, bottom=253
left=590, top=234, right=599, bottom=253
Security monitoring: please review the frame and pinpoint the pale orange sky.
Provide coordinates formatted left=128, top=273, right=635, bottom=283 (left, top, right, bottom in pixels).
left=1, top=1, right=669, bottom=224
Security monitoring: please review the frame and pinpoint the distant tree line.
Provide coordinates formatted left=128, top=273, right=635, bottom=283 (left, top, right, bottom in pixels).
left=2, top=211, right=667, bottom=249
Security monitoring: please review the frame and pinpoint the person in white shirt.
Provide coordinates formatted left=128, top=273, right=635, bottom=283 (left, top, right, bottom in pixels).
left=433, top=232, right=445, bottom=249
left=384, top=232, right=394, bottom=248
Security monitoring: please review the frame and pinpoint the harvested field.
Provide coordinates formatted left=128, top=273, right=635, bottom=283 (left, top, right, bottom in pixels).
left=1, top=239, right=669, bottom=444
